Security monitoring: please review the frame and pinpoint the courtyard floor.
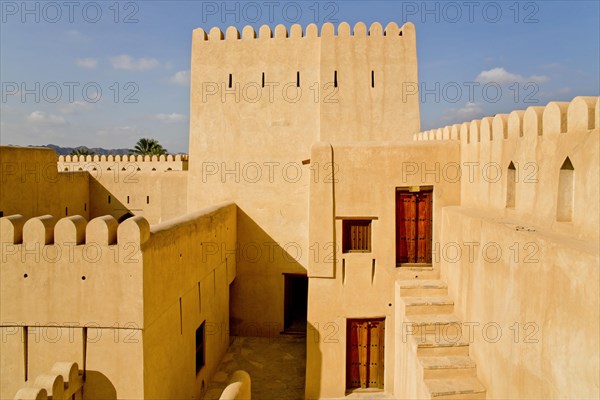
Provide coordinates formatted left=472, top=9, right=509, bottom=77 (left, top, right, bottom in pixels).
left=205, top=335, right=307, bottom=400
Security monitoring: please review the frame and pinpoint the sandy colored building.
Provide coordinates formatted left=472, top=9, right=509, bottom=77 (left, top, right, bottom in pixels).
left=1, top=21, right=598, bottom=400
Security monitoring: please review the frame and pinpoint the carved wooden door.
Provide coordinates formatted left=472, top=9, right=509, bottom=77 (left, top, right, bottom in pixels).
left=347, top=319, right=385, bottom=389
left=396, top=190, right=432, bottom=264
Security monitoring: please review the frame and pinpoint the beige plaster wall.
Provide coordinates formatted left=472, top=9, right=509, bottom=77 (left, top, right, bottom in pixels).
left=415, top=96, right=600, bottom=399
left=0, top=213, right=146, bottom=399
left=1, top=203, right=236, bottom=399
left=306, top=141, right=461, bottom=398
left=90, top=171, right=188, bottom=225
left=1, top=146, right=90, bottom=221
left=188, top=21, right=420, bottom=336
left=142, top=203, right=236, bottom=399
left=440, top=207, right=598, bottom=399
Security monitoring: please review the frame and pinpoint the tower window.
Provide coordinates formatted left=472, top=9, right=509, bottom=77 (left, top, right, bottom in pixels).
left=228, top=74, right=232, bottom=88
left=334, top=71, right=338, bottom=88
left=297, top=71, right=300, bottom=87
left=371, top=70, right=375, bottom=88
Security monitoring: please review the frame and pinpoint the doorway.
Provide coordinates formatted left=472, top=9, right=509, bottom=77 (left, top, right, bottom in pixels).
left=396, top=188, right=433, bottom=265
left=346, top=318, right=385, bottom=389
left=282, top=273, right=308, bottom=335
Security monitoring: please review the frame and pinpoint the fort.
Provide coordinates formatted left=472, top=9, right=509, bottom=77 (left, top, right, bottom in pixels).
left=1, top=21, right=598, bottom=400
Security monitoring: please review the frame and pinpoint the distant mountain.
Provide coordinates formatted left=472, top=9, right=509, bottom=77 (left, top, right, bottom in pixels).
left=34, top=144, right=133, bottom=156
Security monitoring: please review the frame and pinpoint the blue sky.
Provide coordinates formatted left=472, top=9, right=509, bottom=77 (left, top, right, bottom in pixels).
left=1, top=0, right=598, bottom=153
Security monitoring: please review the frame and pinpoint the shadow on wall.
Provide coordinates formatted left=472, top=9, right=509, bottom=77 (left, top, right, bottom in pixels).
left=230, top=207, right=307, bottom=337
left=83, top=371, right=117, bottom=399
left=305, top=323, right=322, bottom=400
left=89, top=180, right=132, bottom=222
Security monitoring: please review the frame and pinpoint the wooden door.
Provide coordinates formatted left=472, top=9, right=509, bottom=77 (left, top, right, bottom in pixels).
left=396, top=190, right=432, bottom=264
left=347, top=319, right=385, bottom=389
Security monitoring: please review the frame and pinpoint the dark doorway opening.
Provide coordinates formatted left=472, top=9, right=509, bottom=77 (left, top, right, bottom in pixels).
left=282, top=273, right=308, bottom=335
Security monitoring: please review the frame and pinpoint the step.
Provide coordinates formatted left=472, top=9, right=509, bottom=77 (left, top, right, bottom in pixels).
left=425, top=377, right=486, bottom=399
left=396, top=265, right=440, bottom=280
left=398, top=279, right=448, bottom=296
left=403, top=296, right=454, bottom=315
left=414, top=334, right=470, bottom=357
left=405, top=314, right=463, bottom=339
left=420, top=356, right=477, bottom=379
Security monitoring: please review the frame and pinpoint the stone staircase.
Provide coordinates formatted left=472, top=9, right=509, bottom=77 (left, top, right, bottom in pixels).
left=398, top=278, right=487, bottom=399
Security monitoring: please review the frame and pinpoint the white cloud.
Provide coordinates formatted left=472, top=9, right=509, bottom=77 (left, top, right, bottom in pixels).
left=441, top=102, right=484, bottom=122
left=110, top=55, right=160, bottom=71
left=155, top=113, right=187, bottom=123
left=59, top=101, right=94, bottom=114
left=27, top=111, right=66, bottom=125
left=475, top=67, right=548, bottom=85
left=168, top=70, right=190, bottom=86
left=76, top=58, right=98, bottom=68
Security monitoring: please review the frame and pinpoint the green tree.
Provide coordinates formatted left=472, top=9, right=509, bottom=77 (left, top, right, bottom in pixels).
left=129, top=138, right=168, bottom=156
left=70, top=147, right=95, bottom=156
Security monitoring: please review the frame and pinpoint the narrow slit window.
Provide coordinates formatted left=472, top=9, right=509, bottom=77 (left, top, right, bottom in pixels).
left=127, top=196, right=130, bottom=204
left=506, top=162, right=516, bottom=208
left=334, top=71, right=338, bottom=88
left=84, top=203, right=87, bottom=211
left=262, top=72, right=265, bottom=88
left=297, top=71, right=300, bottom=87
left=371, top=70, right=375, bottom=88
left=146, top=196, right=150, bottom=204
left=65, top=207, right=68, bottom=216
left=557, top=157, right=574, bottom=221
left=196, top=322, right=206, bottom=373
left=228, top=74, right=232, bottom=88
left=108, top=195, right=111, bottom=204
left=179, top=298, right=183, bottom=335
left=198, top=282, right=202, bottom=313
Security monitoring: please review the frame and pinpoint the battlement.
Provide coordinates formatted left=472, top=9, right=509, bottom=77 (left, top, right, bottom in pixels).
left=193, top=21, right=413, bottom=41
left=413, top=96, right=599, bottom=141
left=58, top=154, right=188, bottom=163
left=0, top=213, right=150, bottom=247
left=413, top=96, right=599, bottom=241
left=57, top=154, right=188, bottom=173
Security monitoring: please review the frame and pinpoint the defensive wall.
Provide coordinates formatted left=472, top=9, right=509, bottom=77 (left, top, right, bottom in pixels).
left=409, top=96, right=600, bottom=399
left=0, top=203, right=237, bottom=399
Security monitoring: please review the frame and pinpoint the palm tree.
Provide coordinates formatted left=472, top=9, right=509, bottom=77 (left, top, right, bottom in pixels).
left=70, top=147, right=95, bottom=156
left=129, top=138, right=168, bottom=156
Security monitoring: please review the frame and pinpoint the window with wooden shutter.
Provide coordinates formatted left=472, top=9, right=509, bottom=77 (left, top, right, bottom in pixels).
left=342, top=220, right=372, bottom=253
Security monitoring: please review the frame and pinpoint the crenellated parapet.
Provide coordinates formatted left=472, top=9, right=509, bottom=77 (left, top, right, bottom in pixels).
left=14, top=362, right=83, bottom=400
left=189, top=21, right=420, bottom=145
left=1, top=213, right=150, bottom=248
left=193, top=21, right=411, bottom=41
left=414, top=96, right=598, bottom=142
left=415, top=96, right=599, bottom=240
left=0, top=213, right=149, bottom=326
left=57, top=154, right=188, bottom=173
